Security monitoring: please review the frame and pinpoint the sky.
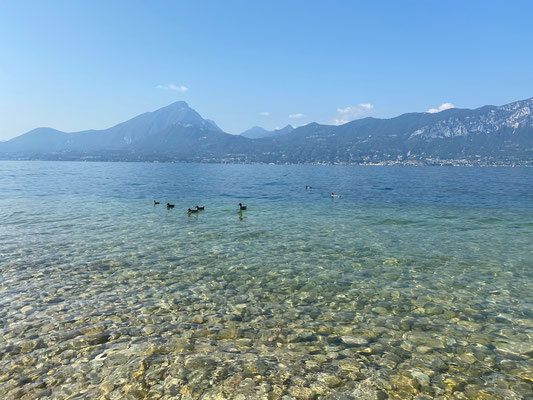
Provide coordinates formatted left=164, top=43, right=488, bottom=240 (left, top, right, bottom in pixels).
left=1, top=0, right=532, bottom=140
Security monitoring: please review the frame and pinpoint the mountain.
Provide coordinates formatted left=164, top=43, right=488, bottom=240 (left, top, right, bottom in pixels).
left=1, top=98, right=531, bottom=165
left=241, top=98, right=533, bottom=165
left=0, top=101, right=223, bottom=155
left=240, top=124, right=294, bottom=139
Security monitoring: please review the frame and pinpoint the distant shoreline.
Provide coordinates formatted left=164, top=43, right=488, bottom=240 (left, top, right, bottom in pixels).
left=0, top=158, right=530, bottom=167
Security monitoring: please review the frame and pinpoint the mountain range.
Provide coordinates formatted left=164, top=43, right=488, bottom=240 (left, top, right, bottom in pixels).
left=1, top=98, right=531, bottom=165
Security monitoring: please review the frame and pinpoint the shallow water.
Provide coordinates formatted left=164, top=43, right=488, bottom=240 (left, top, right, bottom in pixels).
left=0, top=161, right=532, bottom=399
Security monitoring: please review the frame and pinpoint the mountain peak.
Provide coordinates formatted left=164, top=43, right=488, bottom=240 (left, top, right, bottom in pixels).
left=240, top=126, right=268, bottom=138
left=140, top=101, right=222, bottom=134
left=240, top=124, right=294, bottom=139
left=166, top=100, right=190, bottom=109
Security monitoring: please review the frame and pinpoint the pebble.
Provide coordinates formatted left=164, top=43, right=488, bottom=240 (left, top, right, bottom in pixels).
left=318, top=373, right=343, bottom=388
left=340, top=336, right=369, bottom=347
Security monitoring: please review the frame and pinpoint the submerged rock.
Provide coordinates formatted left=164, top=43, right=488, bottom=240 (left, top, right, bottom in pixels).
left=340, top=336, right=369, bottom=347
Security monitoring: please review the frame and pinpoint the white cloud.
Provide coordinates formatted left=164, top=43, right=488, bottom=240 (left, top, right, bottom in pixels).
left=289, top=113, right=305, bottom=119
left=156, top=83, right=189, bottom=92
left=259, top=111, right=270, bottom=116
left=332, top=103, right=375, bottom=125
left=427, top=102, right=455, bottom=113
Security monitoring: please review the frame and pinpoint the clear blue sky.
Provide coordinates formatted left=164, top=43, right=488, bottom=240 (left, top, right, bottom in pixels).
left=1, top=0, right=532, bottom=140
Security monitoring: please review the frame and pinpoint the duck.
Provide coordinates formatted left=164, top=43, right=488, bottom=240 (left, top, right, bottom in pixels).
left=187, top=208, right=198, bottom=214
left=195, top=205, right=205, bottom=211
left=305, top=185, right=312, bottom=189
left=154, top=200, right=160, bottom=206
left=166, top=203, right=175, bottom=209
left=239, top=203, right=247, bottom=210
left=330, top=192, right=342, bottom=198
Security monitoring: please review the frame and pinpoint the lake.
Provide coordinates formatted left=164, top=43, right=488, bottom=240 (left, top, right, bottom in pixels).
left=0, top=161, right=532, bottom=399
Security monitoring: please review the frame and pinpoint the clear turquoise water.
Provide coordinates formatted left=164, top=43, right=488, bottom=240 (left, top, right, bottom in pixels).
left=0, top=161, right=532, bottom=399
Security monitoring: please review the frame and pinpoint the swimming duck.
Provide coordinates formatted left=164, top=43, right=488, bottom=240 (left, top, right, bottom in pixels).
left=330, top=192, right=342, bottom=198
left=305, top=185, right=312, bottom=189
left=239, top=203, right=247, bottom=210
left=154, top=200, right=160, bottom=206
left=166, top=203, right=175, bottom=209
left=187, top=208, right=198, bottom=214
left=195, top=205, right=205, bottom=211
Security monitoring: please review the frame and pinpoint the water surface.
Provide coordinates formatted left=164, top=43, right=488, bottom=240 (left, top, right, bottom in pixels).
left=0, top=162, right=532, bottom=399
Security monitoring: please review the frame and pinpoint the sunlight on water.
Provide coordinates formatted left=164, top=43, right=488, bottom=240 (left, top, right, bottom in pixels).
left=0, top=161, right=532, bottom=399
